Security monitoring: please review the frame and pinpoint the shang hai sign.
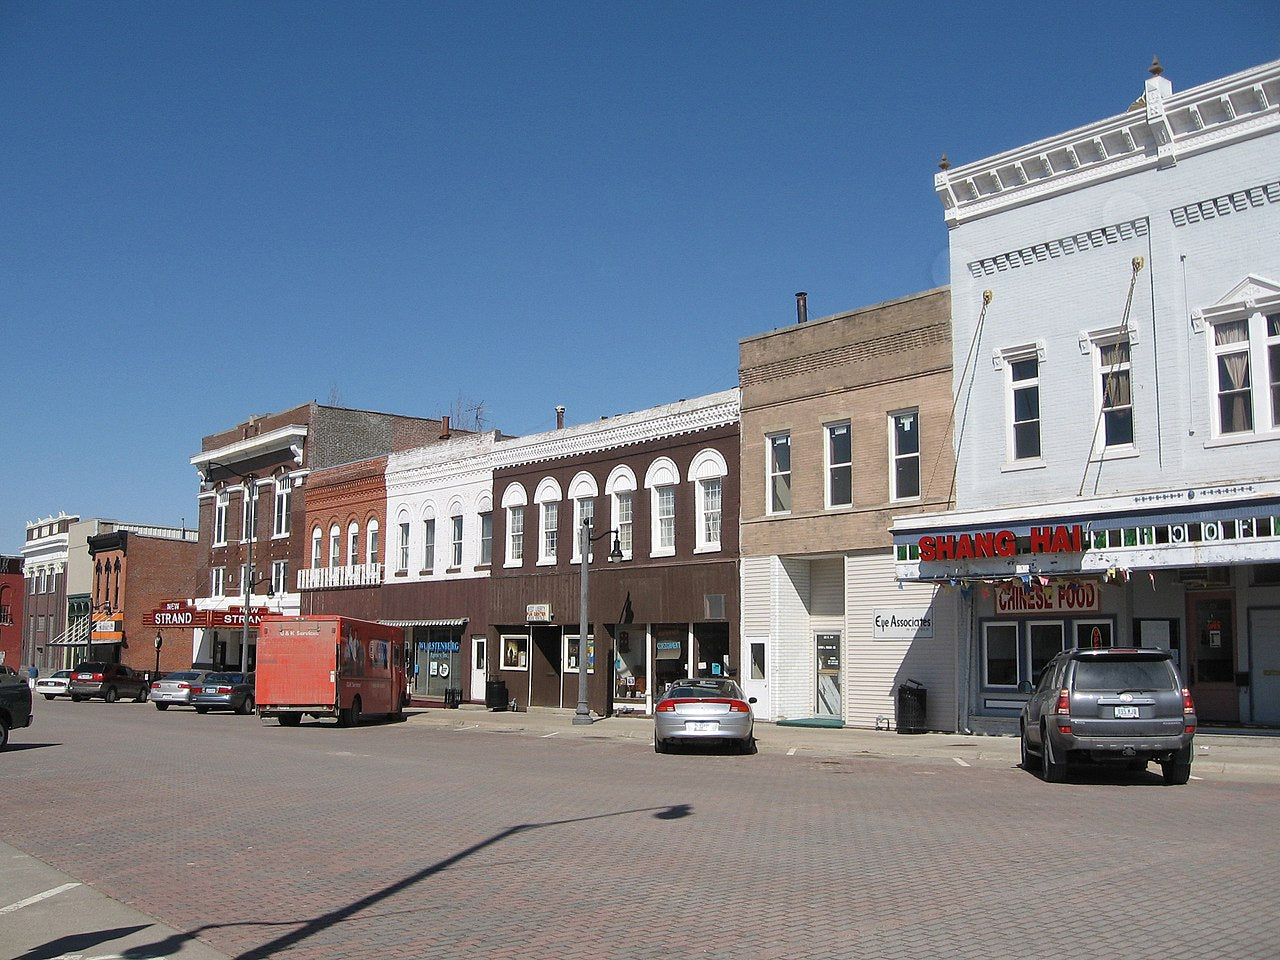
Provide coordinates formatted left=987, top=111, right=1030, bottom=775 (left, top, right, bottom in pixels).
left=917, top=524, right=1085, bottom=562
left=995, top=581, right=1102, bottom=615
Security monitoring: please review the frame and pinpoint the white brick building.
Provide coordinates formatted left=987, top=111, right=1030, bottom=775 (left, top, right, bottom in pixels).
left=894, top=59, right=1280, bottom=731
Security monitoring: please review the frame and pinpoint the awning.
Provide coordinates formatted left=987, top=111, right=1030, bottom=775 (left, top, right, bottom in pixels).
left=379, top=618, right=469, bottom=628
left=47, top=616, right=92, bottom=646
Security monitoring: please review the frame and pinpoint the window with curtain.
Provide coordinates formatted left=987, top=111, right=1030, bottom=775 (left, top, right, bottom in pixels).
left=1214, top=319, right=1252, bottom=434
left=1099, top=339, right=1134, bottom=447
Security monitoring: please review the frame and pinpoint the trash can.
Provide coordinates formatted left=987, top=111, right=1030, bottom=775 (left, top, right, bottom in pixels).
left=896, top=678, right=927, bottom=734
left=485, top=678, right=509, bottom=711
left=443, top=687, right=463, bottom=708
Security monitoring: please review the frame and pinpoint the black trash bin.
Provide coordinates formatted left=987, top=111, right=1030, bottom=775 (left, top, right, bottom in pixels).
left=443, top=687, right=463, bottom=708
left=485, top=678, right=509, bottom=711
left=896, top=678, right=927, bottom=734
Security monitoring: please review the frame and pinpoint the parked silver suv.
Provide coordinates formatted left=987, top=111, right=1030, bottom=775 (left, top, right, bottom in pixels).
left=1020, top=648, right=1196, bottom=785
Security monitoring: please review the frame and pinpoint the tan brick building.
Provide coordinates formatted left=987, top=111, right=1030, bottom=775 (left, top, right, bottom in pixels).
left=738, top=288, right=961, bottom=729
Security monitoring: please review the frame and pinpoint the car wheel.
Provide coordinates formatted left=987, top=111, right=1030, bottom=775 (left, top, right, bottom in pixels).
left=71, top=694, right=83, bottom=702
left=738, top=736, right=756, bottom=755
left=0, top=717, right=10, bottom=751
left=238, top=695, right=255, bottom=716
left=136, top=688, right=148, bottom=702
left=654, top=736, right=666, bottom=754
left=155, top=702, right=169, bottom=711
left=1161, top=748, right=1192, bottom=785
left=44, top=694, right=56, bottom=700
left=195, top=706, right=209, bottom=714
left=278, top=713, right=302, bottom=727
left=1041, top=724, right=1067, bottom=783
left=104, top=687, right=118, bottom=704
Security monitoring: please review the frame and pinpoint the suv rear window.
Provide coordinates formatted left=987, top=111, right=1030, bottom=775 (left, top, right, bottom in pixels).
left=1073, top=657, right=1176, bottom=692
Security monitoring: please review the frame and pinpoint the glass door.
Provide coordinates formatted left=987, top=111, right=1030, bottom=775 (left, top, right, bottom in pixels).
left=1186, top=592, right=1239, bottom=723
left=815, top=633, right=842, bottom=719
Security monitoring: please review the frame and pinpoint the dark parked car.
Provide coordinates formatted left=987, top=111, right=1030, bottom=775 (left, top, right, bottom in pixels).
left=1, top=671, right=34, bottom=750
left=69, top=662, right=149, bottom=703
left=653, top=678, right=756, bottom=754
left=191, top=672, right=255, bottom=715
left=1020, top=647, right=1196, bottom=785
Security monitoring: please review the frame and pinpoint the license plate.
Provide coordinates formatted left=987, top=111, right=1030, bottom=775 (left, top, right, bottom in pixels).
left=1114, top=705, right=1140, bottom=719
left=686, top=721, right=718, bottom=732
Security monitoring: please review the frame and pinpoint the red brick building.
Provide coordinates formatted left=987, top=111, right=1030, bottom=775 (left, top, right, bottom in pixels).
left=0, top=556, right=23, bottom=670
left=87, top=528, right=200, bottom=678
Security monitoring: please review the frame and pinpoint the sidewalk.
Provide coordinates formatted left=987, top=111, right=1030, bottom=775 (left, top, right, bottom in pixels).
left=403, top=703, right=1280, bottom=780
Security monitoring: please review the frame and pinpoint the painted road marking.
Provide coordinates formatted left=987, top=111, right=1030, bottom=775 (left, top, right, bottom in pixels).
left=952, top=757, right=971, bottom=767
left=1, top=882, right=81, bottom=915
left=541, top=731, right=559, bottom=738
left=786, top=747, right=797, bottom=756
left=1191, top=775, right=1204, bottom=781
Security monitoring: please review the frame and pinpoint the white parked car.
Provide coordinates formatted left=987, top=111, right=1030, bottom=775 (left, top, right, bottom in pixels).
left=35, top=669, right=75, bottom=700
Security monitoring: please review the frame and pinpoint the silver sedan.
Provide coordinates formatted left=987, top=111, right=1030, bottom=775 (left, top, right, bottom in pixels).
left=150, top=671, right=210, bottom=710
left=654, top=678, right=756, bottom=754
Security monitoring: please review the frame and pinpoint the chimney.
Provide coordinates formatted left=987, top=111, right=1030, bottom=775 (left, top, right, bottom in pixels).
left=796, top=291, right=808, bottom=324
left=555, top=405, right=566, bottom=430
left=440, top=415, right=450, bottom=439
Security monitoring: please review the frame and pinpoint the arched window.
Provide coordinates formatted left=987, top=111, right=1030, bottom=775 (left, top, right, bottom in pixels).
left=502, top=483, right=528, bottom=567
left=535, top=478, right=563, bottom=565
left=348, top=521, right=360, bottom=567
left=311, top=526, right=323, bottom=569
left=568, top=471, right=599, bottom=562
left=366, top=519, right=380, bottom=566
left=329, top=524, right=341, bottom=568
left=605, top=466, right=637, bottom=559
left=687, top=449, right=727, bottom=553
left=644, top=457, right=679, bottom=558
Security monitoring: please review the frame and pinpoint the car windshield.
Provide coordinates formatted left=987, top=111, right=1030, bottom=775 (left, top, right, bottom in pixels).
left=168, top=672, right=202, bottom=681
left=205, top=673, right=245, bottom=684
left=75, top=663, right=109, bottom=673
left=667, top=680, right=741, bottom=699
left=1073, top=657, right=1176, bottom=692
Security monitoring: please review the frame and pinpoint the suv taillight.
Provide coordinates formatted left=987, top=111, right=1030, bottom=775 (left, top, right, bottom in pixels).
left=1182, top=688, right=1196, bottom=733
left=1055, top=689, right=1070, bottom=715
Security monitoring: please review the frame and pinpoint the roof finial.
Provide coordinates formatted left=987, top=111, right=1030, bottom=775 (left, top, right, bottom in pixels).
left=938, top=153, right=951, bottom=172
left=1149, top=56, right=1163, bottom=77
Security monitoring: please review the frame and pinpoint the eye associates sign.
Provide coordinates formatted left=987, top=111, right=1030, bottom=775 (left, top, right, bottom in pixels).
left=873, top=608, right=934, bottom=640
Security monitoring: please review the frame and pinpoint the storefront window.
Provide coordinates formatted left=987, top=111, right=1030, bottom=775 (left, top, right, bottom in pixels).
left=1074, top=620, right=1114, bottom=650
left=613, top=625, right=646, bottom=702
left=565, top=634, right=594, bottom=673
left=653, top=624, right=689, bottom=694
left=411, top=626, right=462, bottom=699
left=983, top=622, right=1018, bottom=688
left=1028, top=621, right=1065, bottom=684
left=502, top=634, right=529, bottom=671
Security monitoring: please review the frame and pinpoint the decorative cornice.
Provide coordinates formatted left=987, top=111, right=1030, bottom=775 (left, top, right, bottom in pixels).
left=491, top=390, right=740, bottom=470
left=191, top=424, right=308, bottom=472
left=937, top=60, right=1280, bottom=226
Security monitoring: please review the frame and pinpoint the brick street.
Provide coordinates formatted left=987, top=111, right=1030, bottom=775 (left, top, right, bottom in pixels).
left=4, top=698, right=1279, bottom=960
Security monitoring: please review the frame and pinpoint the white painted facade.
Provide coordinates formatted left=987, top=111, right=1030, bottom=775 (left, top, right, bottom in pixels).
left=897, top=59, right=1280, bottom=730
left=385, top=431, right=499, bottom=582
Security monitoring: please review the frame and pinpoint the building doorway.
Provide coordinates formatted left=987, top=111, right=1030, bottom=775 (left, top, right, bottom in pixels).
left=815, top=632, right=842, bottom=719
left=1186, top=592, right=1239, bottom=723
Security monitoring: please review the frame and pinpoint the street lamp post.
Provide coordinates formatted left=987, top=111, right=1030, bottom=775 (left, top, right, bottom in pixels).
left=574, top=520, right=623, bottom=725
left=153, top=631, right=163, bottom=682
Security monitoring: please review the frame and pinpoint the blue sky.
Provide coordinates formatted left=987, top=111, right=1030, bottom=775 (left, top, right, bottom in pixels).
left=3, top=1, right=1278, bottom=554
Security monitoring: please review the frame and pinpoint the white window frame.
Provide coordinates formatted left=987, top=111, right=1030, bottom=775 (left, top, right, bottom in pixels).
left=242, top=482, right=258, bottom=543
left=889, top=409, right=921, bottom=502
left=399, top=521, right=411, bottom=573
left=606, top=465, right=636, bottom=560
left=273, top=476, right=292, bottom=538
left=501, top=634, right=529, bottom=671
left=645, top=457, right=679, bottom=558
left=450, top=514, right=464, bottom=568
left=569, top=472, right=599, bottom=563
left=366, top=520, right=379, bottom=566
left=688, top=448, right=727, bottom=554
left=311, top=526, right=323, bottom=569
left=480, top=510, right=493, bottom=566
left=998, top=342, right=1045, bottom=466
left=766, top=432, right=791, bottom=515
left=981, top=621, right=1019, bottom=690
left=213, top=492, right=228, bottom=547
left=271, top=559, right=289, bottom=596
left=564, top=633, right=595, bottom=674
left=329, top=524, right=341, bottom=568
left=825, top=420, right=853, bottom=509
left=348, top=522, right=360, bottom=566
left=502, top=483, right=528, bottom=568
left=536, top=478, right=562, bottom=566
left=1081, top=325, right=1138, bottom=458
left=1199, top=299, right=1280, bottom=443
left=211, top=566, right=225, bottom=598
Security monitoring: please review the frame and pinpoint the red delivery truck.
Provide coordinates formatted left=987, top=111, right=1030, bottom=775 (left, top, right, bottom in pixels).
left=257, top=616, right=408, bottom=726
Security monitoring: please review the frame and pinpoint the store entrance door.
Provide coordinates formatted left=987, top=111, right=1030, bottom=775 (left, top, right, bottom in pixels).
left=815, top=633, right=842, bottom=719
left=531, top=625, right=562, bottom=707
left=1187, top=592, right=1239, bottom=723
